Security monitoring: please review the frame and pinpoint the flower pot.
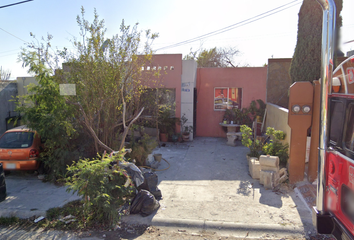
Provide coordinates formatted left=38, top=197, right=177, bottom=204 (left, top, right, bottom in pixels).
left=171, top=134, right=178, bottom=142
left=160, top=133, right=168, bottom=142
left=182, top=133, right=190, bottom=141
left=153, top=153, right=162, bottom=162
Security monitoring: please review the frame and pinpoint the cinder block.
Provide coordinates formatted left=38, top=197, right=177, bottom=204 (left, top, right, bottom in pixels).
left=260, top=170, right=279, bottom=189
left=226, top=132, right=238, bottom=146
left=249, top=159, right=260, bottom=179
left=248, top=157, right=258, bottom=166
left=259, top=155, right=279, bottom=168
left=260, top=165, right=279, bottom=172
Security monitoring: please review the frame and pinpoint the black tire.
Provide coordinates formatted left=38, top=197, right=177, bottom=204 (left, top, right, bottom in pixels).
left=0, top=163, right=6, bottom=202
left=0, top=184, right=6, bottom=202
left=37, top=161, right=45, bottom=175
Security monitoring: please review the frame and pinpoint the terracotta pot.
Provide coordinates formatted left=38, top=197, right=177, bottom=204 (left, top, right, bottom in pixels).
left=160, top=133, right=168, bottom=142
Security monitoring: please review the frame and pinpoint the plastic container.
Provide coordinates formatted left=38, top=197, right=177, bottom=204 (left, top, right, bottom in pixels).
left=153, top=154, right=162, bottom=162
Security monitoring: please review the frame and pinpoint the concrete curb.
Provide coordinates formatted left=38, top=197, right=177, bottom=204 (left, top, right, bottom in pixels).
left=0, top=209, right=46, bottom=219
left=122, top=216, right=305, bottom=238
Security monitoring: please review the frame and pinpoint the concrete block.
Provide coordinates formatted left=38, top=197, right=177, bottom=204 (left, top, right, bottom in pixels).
left=278, top=168, right=288, bottom=183
left=248, top=157, right=258, bottom=166
left=226, top=132, right=238, bottom=146
left=259, top=155, right=279, bottom=168
left=260, top=165, right=279, bottom=172
left=260, top=170, right=279, bottom=189
left=249, top=159, right=260, bottom=179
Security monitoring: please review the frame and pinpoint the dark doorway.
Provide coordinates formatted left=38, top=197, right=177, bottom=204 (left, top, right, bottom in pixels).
left=193, top=88, right=197, bottom=136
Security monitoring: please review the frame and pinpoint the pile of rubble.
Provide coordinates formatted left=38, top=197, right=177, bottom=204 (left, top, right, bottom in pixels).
left=248, top=155, right=288, bottom=189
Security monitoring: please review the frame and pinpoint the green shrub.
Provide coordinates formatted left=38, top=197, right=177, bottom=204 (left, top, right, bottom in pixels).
left=65, top=152, right=134, bottom=227
left=240, top=125, right=263, bottom=158
left=240, top=125, right=289, bottom=164
left=127, top=133, right=158, bottom=166
left=262, top=128, right=289, bottom=164
left=0, top=217, right=19, bottom=226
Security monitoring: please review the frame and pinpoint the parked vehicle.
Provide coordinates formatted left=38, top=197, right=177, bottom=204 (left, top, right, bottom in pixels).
left=313, top=0, right=354, bottom=239
left=0, top=126, right=42, bottom=171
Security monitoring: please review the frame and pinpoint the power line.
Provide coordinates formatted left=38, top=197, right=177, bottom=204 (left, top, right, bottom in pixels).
left=0, top=0, right=33, bottom=9
left=0, top=27, right=28, bottom=43
left=155, top=0, right=301, bottom=51
left=0, top=48, right=21, bottom=54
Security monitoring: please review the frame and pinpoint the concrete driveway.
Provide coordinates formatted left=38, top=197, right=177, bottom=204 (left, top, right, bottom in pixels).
left=123, top=137, right=314, bottom=239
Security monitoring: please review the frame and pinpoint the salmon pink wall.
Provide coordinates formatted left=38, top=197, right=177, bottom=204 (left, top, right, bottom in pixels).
left=142, top=54, right=182, bottom=133
left=196, top=67, right=267, bottom=137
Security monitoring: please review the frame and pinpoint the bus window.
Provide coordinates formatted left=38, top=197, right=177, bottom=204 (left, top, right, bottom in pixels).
left=329, top=100, right=345, bottom=146
left=344, top=104, right=354, bottom=151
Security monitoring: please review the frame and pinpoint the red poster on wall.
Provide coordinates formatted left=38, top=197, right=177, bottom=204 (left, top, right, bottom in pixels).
left=214, top=87, right=242, bottom=110
left=214, top=88, right=228, bottom=110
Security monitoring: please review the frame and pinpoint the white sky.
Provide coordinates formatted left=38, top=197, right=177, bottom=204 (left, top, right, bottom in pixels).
left=1, top=0, right=353, bottom=79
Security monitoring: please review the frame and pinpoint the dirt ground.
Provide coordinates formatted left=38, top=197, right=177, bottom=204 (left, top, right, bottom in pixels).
left=0, top=220, right=336, bottom=240
left=83, top=223, right=336, bottom=240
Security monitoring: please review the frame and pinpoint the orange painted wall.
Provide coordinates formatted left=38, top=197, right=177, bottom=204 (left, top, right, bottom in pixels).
left=196, top=67, right=267, bottom=137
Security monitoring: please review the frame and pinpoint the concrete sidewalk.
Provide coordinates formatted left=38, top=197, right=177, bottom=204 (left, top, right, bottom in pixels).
left=0, top=173, right=80, bottom=218
left=123, top=137, right=314, bottom=239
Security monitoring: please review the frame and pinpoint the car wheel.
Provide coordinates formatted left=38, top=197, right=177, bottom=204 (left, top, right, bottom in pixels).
left=38, top=161, right=45, bottom=175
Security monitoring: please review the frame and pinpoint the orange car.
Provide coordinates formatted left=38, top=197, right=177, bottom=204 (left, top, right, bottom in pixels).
left=0, top=126, right=42, bottom=171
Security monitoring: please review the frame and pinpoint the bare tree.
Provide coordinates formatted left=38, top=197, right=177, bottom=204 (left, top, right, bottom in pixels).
left=0, top=67, right=11, bottom=80
left=183, top=47, right=241, bottom=68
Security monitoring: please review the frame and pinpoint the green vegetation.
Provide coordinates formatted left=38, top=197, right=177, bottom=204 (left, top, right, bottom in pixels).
left=262, top=128, right=289, bottom=164
left=45, top=200, right=84, bottom=229
left=126, top=132, right=158, bottom=166
left=223, top=99, right=265, bottom=126
left=241, top=125, right=263, bottom=158
left=16, top=7, right=159, bottom=180
left=0, top=217, right=19, bottom=226
left=157, top=105, right=179, bottom=137
left=290, top=0, right=343, bottom=83
left=16, top=52, right=81, bottom=181
left=65, top=151, right=134, bottom=227
left=240, top=126, right=289, bottom=164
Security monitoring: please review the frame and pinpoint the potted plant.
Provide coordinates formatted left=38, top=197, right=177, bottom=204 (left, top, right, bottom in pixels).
left=182, top=125, right=193, bottom=141
left=249, top=99, right=266, bottom=123
left=180, top=114, right=193, bottom=141
left=157, top=106, right=178, bottom=142
left=240, top=125, right=264, bottom=159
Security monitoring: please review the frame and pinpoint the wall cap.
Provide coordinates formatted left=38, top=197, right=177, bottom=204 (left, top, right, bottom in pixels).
left=267, top=102, right=289, bottom=113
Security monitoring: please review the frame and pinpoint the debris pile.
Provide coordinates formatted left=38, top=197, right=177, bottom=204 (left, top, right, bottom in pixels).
left=249, top=155, right=288, bottom=189
left=116, top=152, right=163, bottom=217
